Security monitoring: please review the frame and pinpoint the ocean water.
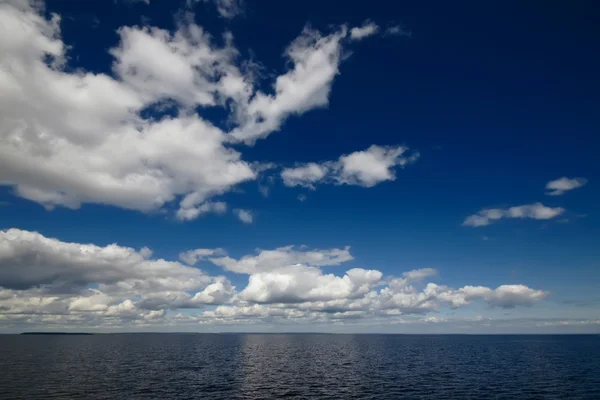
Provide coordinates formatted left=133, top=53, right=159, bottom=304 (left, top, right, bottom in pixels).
left=0, top=334, right=599, bottom=399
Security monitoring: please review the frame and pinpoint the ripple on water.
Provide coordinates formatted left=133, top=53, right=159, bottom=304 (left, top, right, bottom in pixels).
left=0, top=334, right=599, bottom=399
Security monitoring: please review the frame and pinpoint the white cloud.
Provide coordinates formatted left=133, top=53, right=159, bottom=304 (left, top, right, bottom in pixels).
left=486, top=285, right=548, bottom=308
left=202, top=246, right=546, bottom=316
left=545, top=177, right=587, bottom=196
left=0, top=229, right=550, bottom=330
left=176, top=201, right=228, bottom=221
left=110, top=23, right=240, bottom=107
left=281, top=145, right=418, bottom=188
left=179, top=248, right=225, bottom=265
left=385, top=25, right=412, bottom=37
left=350, top=21, right=379, bottom=41
left=436, top=285, right=548, bottom=309
left=0, top=2, right=254, bottom=217
left=463, top=203, right=565, bottom=227
left=0, top=228, right=212, bottom=291
left=207, top=0, right=244, bottom=19
left=0, top=2, right=380, bottom=218
left=337, top=145, right=419, bottom=187
left=0, top=229, right=235, bottom=296
left=0, top=228, right=234, bottom=324
left=281, top=163, right=329, bottom=188
left=239, top=265, right=382, bottom=303
left=209, top=245, right=354, bottom=274
left=233, top=208, right=253, bottom=224
left=402, top=268, right=437, bottom=281
left=229, top=25, right=353, bottom=143
left=136, top=280, right=235, bottom=310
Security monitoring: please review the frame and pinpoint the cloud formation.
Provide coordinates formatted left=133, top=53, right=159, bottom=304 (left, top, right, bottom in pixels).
left=205, top=0, right=244, bottom=19
left=463, top=203, right=565, bottom=227
left=281, top=145, right=418, bottom=188
left=0, top=228, right=232, bottom=325
left=350, top=21, right=379, bottom=41
left=385, top=25, right=412, bottom=37
left=233, top=208, right=253, bottom=224
left=228, top=25, right=351, bottom=143
left=545, top=177, right=587, bottom=196
left=208, top=245, right=354, bottom=274
left=0, top=1, right=386, bottom=219
left=0, top=229, right=549, bottom=330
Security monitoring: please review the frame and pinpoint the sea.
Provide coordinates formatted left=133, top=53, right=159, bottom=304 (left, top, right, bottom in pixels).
left=0, top=334, right=599, bottom=399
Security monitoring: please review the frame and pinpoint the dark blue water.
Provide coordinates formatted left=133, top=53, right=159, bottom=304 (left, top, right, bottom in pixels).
left=0, top=334, right=599, bottom=399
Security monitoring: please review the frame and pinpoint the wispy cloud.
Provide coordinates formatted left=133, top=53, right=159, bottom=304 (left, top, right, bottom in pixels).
left=350, top=21, right=379, bottom=41
left=463, top=203, right=565, bottom=227
left=545, top=177, right=587, bottom=196
left=385, top=25, right=412, bottom=37
left=281, top=145, right=419, bottom=189
left=234, top=208, right=253, bottom=224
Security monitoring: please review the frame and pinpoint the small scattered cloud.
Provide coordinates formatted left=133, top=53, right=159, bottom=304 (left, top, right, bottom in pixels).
left=545, top=177, right=587, bottom=196
left=234, top=208, right=253, bottom=224
left=463, top=203, right=565, bottom=227
left=385, top=25, right=412, bottom=37
left=281, top=163, right=329, bottom=189
left=281, top=145, right=419, bottom=189
left=176, top=201, right=227, bottom=221
left=297, top=194, right=307, bottom=202
left=350, top=21, right=379, bottom=41
left=179, top=248, right=225, bottom=265
left=403, top=268, right=437, bottom=281
left=207, top=0, right=244, bottom=19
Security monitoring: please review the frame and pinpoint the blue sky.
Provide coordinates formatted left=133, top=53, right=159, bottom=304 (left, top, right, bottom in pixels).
left=0, top=0, right=598, bottom=333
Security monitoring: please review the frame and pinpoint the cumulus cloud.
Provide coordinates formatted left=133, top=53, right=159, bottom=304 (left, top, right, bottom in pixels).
left=350, top=21, right=379, bottom=41
left=0, top=228, right=211, bottom=291
left=0, top=228, right=233, bottom=324
left=435, top=285, right=548, bottom=309
left=0, top=1, right=380, bottom=218
left=281, top=145, right=418, bottom=188
left=239, top=265, right=383, bottom=303
left=0, top=229, right=549, bottom=330
left=229, top=25, right=351, bottom=143
left=233, top=208, right=253, bottom=223
left=0, top=2, right=253, bottom=217
left=209, top=245, right=354, bottom=274
left=463, top=203, right=565, bottom=227
left=545, top=177, right=587, bottom=196
left=176, top=201, right=228, bottom=221
left=136, top=280, right=235, bottom=310
left=201, top=247, right=546, bottom=316
left=281, top=163, right=329, bottom=189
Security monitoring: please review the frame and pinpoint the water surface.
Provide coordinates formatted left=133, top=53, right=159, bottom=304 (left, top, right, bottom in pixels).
left=1, top=334, right=598, bottom=399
